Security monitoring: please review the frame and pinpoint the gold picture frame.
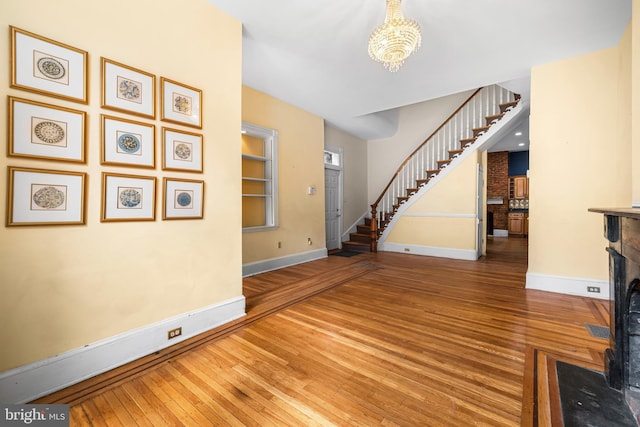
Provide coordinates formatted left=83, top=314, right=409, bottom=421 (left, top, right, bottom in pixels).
left=162, top=177, right=204, bottom=220
left=8, top=96, right=87, bottom=163
left=101, top=115, right=155, bottom=169
left=161, top=127, right=203, bottom=172
left=7, top=166, right=87, bottom=226
left=101, top=57, right=156, bottom=119
left=101, top=172, right=156, bottom=222
left=10, top=26, right=89, bottom=104
left=160, top=77, right=202, bottom=129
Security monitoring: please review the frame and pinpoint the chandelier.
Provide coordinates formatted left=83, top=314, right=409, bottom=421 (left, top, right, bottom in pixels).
left=368, top=0, right=422, bottom=72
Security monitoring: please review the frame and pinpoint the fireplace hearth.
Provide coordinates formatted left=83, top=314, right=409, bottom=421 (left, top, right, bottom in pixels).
left=590, top=208, right=640, bottom=425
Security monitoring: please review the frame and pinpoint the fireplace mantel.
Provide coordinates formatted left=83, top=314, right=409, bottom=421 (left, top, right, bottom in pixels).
left=590, top=207, right=640, bottom=423
left=589, top=208, right=640, bottom=220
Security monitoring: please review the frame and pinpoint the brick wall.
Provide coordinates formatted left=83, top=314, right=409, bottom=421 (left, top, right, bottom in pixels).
left=487, top=151, right=509, bottom=231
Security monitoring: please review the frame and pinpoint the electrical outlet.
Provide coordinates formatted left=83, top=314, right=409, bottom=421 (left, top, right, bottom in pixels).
left=587, top=286, right=601, bottom=293
left=168, top=327, right=182, bottom=339
left=307, top=237, right=312, bottom=245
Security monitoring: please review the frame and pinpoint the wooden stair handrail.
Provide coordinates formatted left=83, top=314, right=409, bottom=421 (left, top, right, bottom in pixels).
left=371, top=87, right=483, bottom=209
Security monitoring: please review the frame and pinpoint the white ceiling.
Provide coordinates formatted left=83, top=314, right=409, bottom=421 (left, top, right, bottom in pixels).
left=206, top=0, right=631, bottom=140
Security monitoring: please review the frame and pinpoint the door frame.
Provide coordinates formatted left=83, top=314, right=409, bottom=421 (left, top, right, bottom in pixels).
left=324, top=146, right=344, bottom=250
left=476, top=163, right=484, bottom=259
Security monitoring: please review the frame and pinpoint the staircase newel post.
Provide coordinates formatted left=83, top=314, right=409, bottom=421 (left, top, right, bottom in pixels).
left=370, top=204, right=378, bottom=253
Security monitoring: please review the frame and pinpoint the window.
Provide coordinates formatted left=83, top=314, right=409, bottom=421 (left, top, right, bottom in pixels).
left=324, top=149, right=341, bottom=167
left=242, top=122, right=278, bottom=230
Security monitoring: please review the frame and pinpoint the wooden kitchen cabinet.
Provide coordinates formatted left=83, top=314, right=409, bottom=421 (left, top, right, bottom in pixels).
left=508, top=212, right=525, bottom=235
left=510, top=176, right=529, bottom=199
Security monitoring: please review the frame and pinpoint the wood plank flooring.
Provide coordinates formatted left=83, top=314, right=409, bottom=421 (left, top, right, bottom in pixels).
left=61, top=237, right=609, bottom=425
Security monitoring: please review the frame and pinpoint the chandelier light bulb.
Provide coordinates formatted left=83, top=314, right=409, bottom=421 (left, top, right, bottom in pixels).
left=368, top=0, right=422, bottom=72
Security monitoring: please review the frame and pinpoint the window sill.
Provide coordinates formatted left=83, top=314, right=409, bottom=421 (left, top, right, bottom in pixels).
left=243, top=225, right=279, bottom=233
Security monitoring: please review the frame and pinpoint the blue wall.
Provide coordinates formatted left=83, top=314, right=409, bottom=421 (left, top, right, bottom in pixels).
left=509, top=151, right=529, bottom=176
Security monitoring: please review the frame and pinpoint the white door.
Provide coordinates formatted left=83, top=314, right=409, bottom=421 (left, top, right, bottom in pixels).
left=476, top=164, right=484, bottom=259
left=325, top=168, right=341, bottom=250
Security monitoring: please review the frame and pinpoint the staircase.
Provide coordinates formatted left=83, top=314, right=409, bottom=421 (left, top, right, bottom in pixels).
left=342, top=217, right=377, bottom=252
left=342, top=86, right=520, bottom=252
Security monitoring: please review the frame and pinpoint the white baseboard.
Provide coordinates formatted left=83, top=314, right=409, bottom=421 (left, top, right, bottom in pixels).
left=380, top=242, right=478, bottom=261
left=490, top=229, right=509, bottom=237
left=0, top=296, right=246, bottom=404
left=242, top=248, right=327, bottom=277
left=526, top=272, right=609, bottom=300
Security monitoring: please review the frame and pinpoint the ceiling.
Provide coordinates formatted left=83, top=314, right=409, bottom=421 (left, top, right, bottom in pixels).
left=206, top=0, right=631, bottom=141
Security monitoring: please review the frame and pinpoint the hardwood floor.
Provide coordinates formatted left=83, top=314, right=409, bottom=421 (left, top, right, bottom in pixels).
left=63, top=237, right=609, bottom=426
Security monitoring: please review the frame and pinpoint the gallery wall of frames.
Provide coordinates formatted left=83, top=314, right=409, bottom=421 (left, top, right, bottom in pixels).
left=6, top=25, right=205, bottom=226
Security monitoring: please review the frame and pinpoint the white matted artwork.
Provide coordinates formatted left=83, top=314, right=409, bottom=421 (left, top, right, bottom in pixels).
left=10, top=26, right=88, bottom=104
left=9, top=96, right=86, bottom=163
left=163, top=178, right=204, bottom=220
left=7, top=167, right=86, bottom=226
left=101, top=173, right=156, bottom=222
left=160, top=77, right=202, bottom=128
left=101, top=57, right=156, bottom=119
left=162, top=127, right=203, bottom=172
left=101, top=115, right=155, bottom=168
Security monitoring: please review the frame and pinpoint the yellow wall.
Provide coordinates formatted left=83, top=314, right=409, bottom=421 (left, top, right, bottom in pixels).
left=633, top=0, right=640, bottom=205
left=385, top=153, right=479, bottom=250
left=241, top=87, right=325, bottom=264
left=529, top=33, right=631, bottom=281
left=0, top=0, right=242, bottom=371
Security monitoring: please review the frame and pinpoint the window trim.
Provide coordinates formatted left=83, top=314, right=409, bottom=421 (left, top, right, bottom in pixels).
left=242, top=122, right=278, bottom=232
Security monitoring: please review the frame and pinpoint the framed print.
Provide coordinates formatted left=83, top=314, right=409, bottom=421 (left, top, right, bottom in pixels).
left=101, top=115, right=155, bottom=168
left=160, top=77, right=202, bottom=128
left=162, top=127, right=203, bottom=172
left=7, top=167, right=86, bottom=226
left=163, top=178, right=204, bottom=220
left=101, top=173, right=156, bottom=222
left=101, top=57, right=155, bottom=119
left=8, top=96, right=87, bottom=163
left=10, top=26, right=88, bottom=104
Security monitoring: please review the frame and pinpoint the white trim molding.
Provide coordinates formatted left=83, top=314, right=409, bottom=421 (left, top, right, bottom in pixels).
left=526, top=272, right=609, bottom=300
left=242, top=248, right=327, bottom=277
left=0, top=296, right=246, bottom=404
left=381, top=242, right=478, bottom=261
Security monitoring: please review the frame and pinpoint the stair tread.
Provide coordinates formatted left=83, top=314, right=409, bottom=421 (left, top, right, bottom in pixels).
left=343, top=240, right=369, bottom=246
left=472, top=125, right=491, bottom=131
